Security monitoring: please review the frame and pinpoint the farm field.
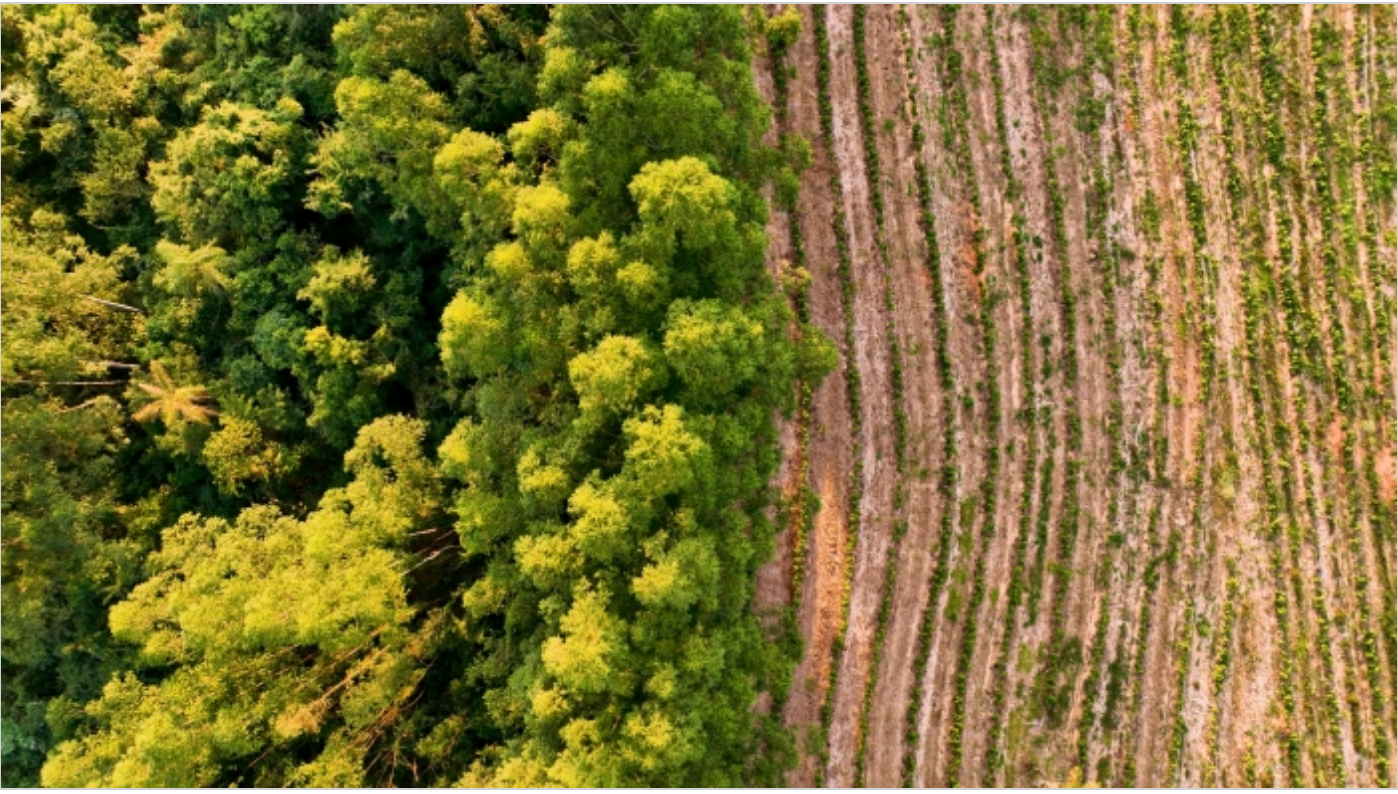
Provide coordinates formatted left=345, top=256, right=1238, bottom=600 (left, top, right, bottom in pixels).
left=753, top=4, right=1397, bottom=787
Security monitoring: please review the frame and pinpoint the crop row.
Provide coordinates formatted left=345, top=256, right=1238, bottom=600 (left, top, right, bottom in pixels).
left=809, top=8, right=867, bottom=784
left=1022, top=11, right=1088, bottom=753
left=1204, top=566, right=1240, bottom=783
left=894, top=6, right=962, bottom=786
left=767, top=11, right=818, bottom=616
left=1262, top=7, right=1384, bottom=781
left=1113, top=11, right=1174, bottom=785
left=850, top=6, right=912, bottom=785
left=1161, top=13, right=1259, bottom=783
left=1075, top=20, right=1132, bottom=771
left=1200, top=6, right=1358, bottom=782
left=1166, top=601, right=1196, bottom=781
left=1240, top=7, right=1307, bottom=779
left=1300, top=16, right=1372, bottom=784
left=1119, top=505, right=1163, bottom=788
left=929, top=6, right=1004, bottom=785
left=1319, top=8, right=1398, bottom=641
left=978, top=6, right=1043, bottom=781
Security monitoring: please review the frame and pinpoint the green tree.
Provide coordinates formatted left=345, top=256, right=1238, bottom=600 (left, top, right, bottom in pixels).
left=149, top=100, right=310, bottom=249
left=41, top=417, right=446, bottom=787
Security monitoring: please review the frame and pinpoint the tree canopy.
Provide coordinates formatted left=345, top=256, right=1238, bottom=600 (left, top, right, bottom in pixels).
left=2, top=5, right=824, bottom=787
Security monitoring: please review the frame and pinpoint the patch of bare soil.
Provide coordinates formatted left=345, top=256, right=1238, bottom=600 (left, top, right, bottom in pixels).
left=1379, top=448, right=1397, bottom=506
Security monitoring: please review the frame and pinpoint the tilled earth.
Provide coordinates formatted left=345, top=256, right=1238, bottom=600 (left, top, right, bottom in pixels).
left=753, top=4, right=1397, bottom=787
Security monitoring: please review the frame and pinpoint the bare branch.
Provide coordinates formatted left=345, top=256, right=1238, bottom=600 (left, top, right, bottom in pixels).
left=2, top=379, right=124, bottom=386
left=81, top=295, right=143, bottom=314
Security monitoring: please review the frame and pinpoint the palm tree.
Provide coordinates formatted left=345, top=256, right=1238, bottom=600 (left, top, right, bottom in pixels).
left=153, top=240, right=231, bottom=299
left=132, top=360, right=218, bottom=424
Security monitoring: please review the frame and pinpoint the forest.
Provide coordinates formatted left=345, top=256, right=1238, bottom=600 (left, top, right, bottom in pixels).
left=2, top=3, right=1395, bottom=789
left=1, top=5, right=828, bottom=787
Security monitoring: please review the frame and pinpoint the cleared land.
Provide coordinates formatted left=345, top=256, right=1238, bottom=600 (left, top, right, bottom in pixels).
left=754, top=4, right=1397, bottom=787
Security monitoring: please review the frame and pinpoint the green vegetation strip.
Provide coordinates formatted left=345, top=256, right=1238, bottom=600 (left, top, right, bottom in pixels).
left=1023, top=6, right=1086, bottom=744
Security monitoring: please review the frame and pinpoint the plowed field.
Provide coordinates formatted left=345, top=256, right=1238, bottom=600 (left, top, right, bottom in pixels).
left=753, top=4, right=1397, bottom=787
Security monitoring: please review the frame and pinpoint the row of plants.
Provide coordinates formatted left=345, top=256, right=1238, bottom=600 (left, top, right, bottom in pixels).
left=1321, top=9, right=1398, bottom=779
left=1269, top=7, right=1330, bottom=782
left=1308, top=16, right=1357, bottom=418
left=1264, top=7, right=1372, bottom=782
left=1189, top=6, right=1361, bottom=782
left=1203, top=566, right=1241, bottom=783
left=1160, top=12, right=1245, bottom=783
left=1200, top=36, right=1265, bottom=757
left=1361, top=5, right=1397, bottom=429
left=767, top=6, right=818, bottom=615
left=1341, top=12, right=1398, bottom=724
left=1114, top=11, right=1175, bottom=785
left=978, top=6, right=1044, bottom=782
left=1165, top=417, right=1213, bottom=782
left=1168, top=8, right=1222, bottom=400
left=1359, top=11, right=1398, bottom=741
left=1297, top=16, right=1370, bottom=784
left=810, top=7, right=868, bottom=784
left=1022, top=9, right=1089, bottom=750
left=894, top=7, right=964, bottom=786
left=1356, top=13, right=1398, bottom=733
left=850, top=6, right=914, bottom=785
left=931, top=6, right=1004, bottom=785
left=1118, top=505, right=1164, bottom=788
left=1166, top=601, right=1197, bottom=780
left=1243, top=8, right=1307, bottom=781
left=1076, top=69, right=1132, bottom=785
